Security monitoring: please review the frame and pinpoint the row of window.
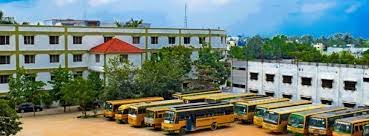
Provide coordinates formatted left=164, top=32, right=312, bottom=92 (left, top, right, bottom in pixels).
left=0, top=35, right=219, bottom=45
left=0, top=71, right=85, bottom=84
left=0, top=54, right=83, bottom=64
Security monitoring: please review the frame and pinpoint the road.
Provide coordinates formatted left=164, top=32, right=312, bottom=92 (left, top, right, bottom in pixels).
left=18, top=110, right=290, bottom=136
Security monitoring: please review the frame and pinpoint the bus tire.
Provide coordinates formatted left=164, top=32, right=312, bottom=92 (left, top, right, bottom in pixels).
left=211, top=122, right=217, bottom=131
left=179, top=127, right=186, bottom=136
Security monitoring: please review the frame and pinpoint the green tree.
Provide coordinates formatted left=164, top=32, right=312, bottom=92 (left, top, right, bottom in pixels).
left=62, top=78, right=95, bottom=117
left=48, top=66, right=73, bottom=112
left=0, top=11, right=17, bottom=24
left=87, top=72, right=103, bottom=99
left=195, top=44, right=230, bottom=87
left=123, top=18, right=143, bottom=28
left=8, top=68, right=27, bottom=109
left=0, top=99, right=22, bottom=136
left=229, top=46, right=246, bottom=60
left=23, top=73, right=46, bottom=116
left=102, top=57, right=140, bottom=100
left=158, top=46, right=193, bottom=74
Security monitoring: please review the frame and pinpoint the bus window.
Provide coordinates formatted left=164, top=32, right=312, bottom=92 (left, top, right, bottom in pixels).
left=335, top=122, right=352, bottom=134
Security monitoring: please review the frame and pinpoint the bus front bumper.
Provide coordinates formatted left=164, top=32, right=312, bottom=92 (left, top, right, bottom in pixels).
left=262, top=123, right=279, bottom=132
left=287, top=125, right=304, bottom=134
left=161, top=123, right=180, bottom=133
left=332, top=132, right=351, bottom=136
left=103, top=111, right=114, bottom=118
left=235, top=114, right=248, bottom=121
left=308, top=128, right=327, bottom=135
left=128, top=115, right=141, bottom=126
left=115, top=114, right=128, bottom=122
left=253, top=117, right=263, bottom=126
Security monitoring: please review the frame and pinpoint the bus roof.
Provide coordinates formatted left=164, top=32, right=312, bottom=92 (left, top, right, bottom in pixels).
left=129, top=99, right=183, bottom=110
left=182, top=93, right=231, bottom=101
left=291, top=107, right=346, bottom=116
left=335, top=114, right=369, bottom=124
left=106, top=97, right=164, bottom=105
left=229, top=95, right=270, bottom=103
left=235, top=98, right=290, bottom=106
left=310, top=108, right=369, bottom=118
left=175, top=103, right=233, bottom=112
left=173, top=88, right=219, bottom=96
left=267, top=104, right=327, bottom=114
left=170, top=101, right=231, bottom=112
left=256, top=100, right=312, bottom=109
left=173, top=90, right=221, bottom=98
left=205, top=93, right=256, bottom=101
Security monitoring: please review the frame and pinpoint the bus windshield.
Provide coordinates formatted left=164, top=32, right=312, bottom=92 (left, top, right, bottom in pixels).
left=235, top=104, right=246, bottom=114
left=104, top=103, right=113, bottom=111
left=264, top=112, right=279, bottom=124
left=164, top=111, right=175, bottom=124
left=309, top=117, right=326, bottom=129
left=128, top=109, right=138, bottom=116
left=334, top=122, right=352, bottom=134
left=288, top=114, right=304, bottom=128
left=364, top=125, right=369, bottom=135
left=255, top=107, right=266, bottom=117
left=146, top=111, right=155, bottom=118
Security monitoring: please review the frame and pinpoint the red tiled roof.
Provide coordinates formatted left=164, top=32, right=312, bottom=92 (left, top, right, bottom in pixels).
left=90, top=38, right=144, bottom=54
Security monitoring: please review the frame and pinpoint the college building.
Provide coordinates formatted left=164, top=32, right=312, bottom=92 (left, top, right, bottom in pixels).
left=231, top=60, right=369, bottom=107
left=0, top=24, right=226, bottom=93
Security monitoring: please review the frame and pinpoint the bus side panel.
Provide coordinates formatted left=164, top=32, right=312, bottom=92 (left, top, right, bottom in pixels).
left=195, top=114, right=234, bottom=128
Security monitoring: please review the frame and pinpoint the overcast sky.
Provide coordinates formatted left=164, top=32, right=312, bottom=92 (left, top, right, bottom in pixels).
left=0, top=0, right=368, bottom=37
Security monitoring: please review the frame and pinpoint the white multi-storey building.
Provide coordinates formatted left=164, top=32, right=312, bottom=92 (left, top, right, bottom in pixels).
left=0, top=25, right=226, bottom=93
left=231, top=60, right=369, bottom=108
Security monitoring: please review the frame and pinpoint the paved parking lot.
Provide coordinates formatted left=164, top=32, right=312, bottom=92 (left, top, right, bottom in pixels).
left=18, top=109, right=290, bottom=136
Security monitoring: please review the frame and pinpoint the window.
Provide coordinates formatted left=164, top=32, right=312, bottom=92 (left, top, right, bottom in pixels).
left=199, top=37, right=206, bottom=44
left=0, top=36, right=10, bottom=45
left=151, top=37, right=158, bottom=44
left=321, top=100, right=332, bottom=105
left=364, top=78, right=369, bottom=82
left=344, top=81, right=356, bottom=91
left=266, top=74, right=275, bottom=82
left=132, top=36, right=140, bottom=44
left=0, top=75, right=10, bottom=84
left=73, top=54, right=82, bottom=62
left=184, top=37, right=191, bottom=44
left=119, top=54, right=128, bottom=62
left=250, top=72, right=258, bottom=80
left=49, top=55, right=60, bottom=63
left=282, top=94, right=292, bottom=99
left=233, top=84, right=246, bottom=88
left=74, top=71, right=83, bottom=78
left=95, top=54, right=100, bottom=63
left=301, top=77, right=312, bottom=86
left=24, top=55, right=35, bottom=64
left=104, top=36, right=113, bottom=42
left=321, top=79, right=333, bottom=88
left=265, top=92, right=274, bottom=97
left=0, top=56, right=10, bottom=64
left=24, top=36, right=34, bottom=45
left=50, top=74, right=55, bottom=81
left=49, top=36, right=59, bottom=44
left=301, top=96, right=312, bottom=101
left=282, top=75, right=292, bottom=84
left=233, top=67, right=246, bottom=70
left=73, top=36, right=82, bottom=44
left=168, top=37, right=176, bottom=44
left=221, top=36, right=224, bottom=44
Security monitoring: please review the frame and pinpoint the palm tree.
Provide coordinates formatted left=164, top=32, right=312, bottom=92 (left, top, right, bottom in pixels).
left=0, top=10, right=17, bottom=24
left=123, top=18, right=143, bottom=28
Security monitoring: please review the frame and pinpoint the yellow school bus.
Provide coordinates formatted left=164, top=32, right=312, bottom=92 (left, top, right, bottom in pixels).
left=172, top=89, right=221, bottom=99
left=287, top=106, right=347, bottom=135
left=234, top=98, right=290, bottom=123
left=161, top=102, right=234, bottom=135
left=262, top=104, right=327, bottom=133
left=253, top=100, right=312, bottom=127
left=309, top=108, right=369, bottom=136
left=181, top=93, right=232, bottom=103
left=363, top=124, right=369, bottom=136
left=103, top=97, right=163, bottom=119
left=333, top=114, right=369, bottom=136
left=128, top=100, right=184, bottom=127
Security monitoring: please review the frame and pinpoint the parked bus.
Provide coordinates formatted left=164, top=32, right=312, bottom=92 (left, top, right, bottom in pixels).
left=145, top=103, right=214, bottom=129
left=263, top=104, right=327, bottom=133
left=115, top=104, right=136, bottom=123
left=205, top=93, right=259, bottom=103
left=287, top=106, right=347, bottom=135
left=172, top=89, right=221, bottom=99
left=161, top=102, right=234, bottom=135
left=181, top=93, right=234, bottom=103
left=363, top=124, right=369, bottom=136
left=309, top=108, right=369, bottom=136
left=128, top=100, right=184, bottom=127
left=253, top=100, right=312, bottom=127
left=103, top=97, right=163, bottom=119
left=229, top=95, right=270, bottom=104
left=333, top=114, right=369, bottom=136
left=234, top=98, right=290, bottom=123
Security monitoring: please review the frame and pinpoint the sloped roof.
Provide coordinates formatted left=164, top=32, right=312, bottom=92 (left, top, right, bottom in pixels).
left=90, top=38, right=144, bottom=54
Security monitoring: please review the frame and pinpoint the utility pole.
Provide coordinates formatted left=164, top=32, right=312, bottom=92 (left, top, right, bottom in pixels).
left=184, top=2, right=188, bottom=28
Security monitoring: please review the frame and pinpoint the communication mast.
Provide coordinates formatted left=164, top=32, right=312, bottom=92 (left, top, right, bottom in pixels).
left=184, top=2, right=188, bottom=28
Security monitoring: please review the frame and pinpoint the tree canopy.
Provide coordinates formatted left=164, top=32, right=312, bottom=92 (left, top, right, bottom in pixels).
left=0, top=99, right=22, bottom=136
